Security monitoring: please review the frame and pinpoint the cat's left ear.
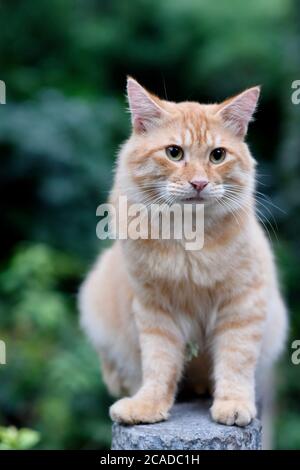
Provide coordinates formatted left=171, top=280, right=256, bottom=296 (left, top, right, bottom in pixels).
left=217, top=86, right=260, bottom=138
left=127, top=77, right=166, bottom=133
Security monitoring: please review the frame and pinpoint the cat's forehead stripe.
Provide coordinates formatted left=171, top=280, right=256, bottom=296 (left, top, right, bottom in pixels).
left=184, top=128, right=193, bottom=146
left=206, top=131, right=213, bottom=147
left=199, top=121, right=207, bottom=142
left=214, top=135, right=221, bottom=147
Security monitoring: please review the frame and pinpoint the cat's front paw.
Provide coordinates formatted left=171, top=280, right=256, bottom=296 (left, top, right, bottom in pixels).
left=210, top=398, right=256, bottom=427
left=109, top=396, right=170, bottom=424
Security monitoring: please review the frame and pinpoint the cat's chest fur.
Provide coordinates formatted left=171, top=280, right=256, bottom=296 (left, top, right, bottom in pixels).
left=124, top=233, right=245, bottom=322
left=122, top=219, right=253, bottom=344
left=125, top=235, right=243, bottom=289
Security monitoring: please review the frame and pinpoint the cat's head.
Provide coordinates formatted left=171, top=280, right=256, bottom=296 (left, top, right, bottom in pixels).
left=118, top=77, right=260, bottom=216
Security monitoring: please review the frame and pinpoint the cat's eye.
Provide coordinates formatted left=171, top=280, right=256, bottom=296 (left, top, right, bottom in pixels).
left=166, top=145, right=184, bottom=162
left=210, top=147, right=226, bottom=164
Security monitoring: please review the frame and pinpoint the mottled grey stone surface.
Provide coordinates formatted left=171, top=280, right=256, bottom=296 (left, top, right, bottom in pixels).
left=111, top=400, right=262, bottom=450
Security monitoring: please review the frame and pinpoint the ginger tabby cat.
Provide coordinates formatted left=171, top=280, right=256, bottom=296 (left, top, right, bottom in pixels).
left=79, top=78, right=287, bottom=427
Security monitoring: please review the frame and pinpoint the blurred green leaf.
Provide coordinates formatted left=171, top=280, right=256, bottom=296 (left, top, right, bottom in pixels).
left=0, top=426, right=40, bottom=450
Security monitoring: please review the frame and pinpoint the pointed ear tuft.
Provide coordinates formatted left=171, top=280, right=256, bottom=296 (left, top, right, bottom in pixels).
left=217, top=86, right=260, bottom=138
left=126, top=77, right=164, bottom=133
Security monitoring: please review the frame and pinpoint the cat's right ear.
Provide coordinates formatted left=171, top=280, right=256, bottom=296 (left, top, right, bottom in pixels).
left=127, top=77, right=165, bottom=133
left=216, top=87, right=260, bottom=138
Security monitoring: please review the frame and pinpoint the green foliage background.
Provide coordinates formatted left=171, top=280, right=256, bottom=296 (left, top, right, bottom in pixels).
left=0, top=0, right=299, bottom=449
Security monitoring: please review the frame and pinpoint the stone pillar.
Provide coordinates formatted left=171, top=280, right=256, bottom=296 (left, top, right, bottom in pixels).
left=111, top=400, right=262, bottom=450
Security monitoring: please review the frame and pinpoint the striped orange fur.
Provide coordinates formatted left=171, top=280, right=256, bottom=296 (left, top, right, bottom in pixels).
left=79, top=78, right=287, bottom=427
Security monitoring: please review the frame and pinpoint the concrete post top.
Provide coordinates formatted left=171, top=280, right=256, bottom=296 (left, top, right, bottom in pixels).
left=111, top=400, right=262, bottom=450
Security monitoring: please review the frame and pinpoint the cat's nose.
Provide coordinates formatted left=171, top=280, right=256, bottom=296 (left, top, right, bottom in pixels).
left=189, top=180, right=209, bottom=192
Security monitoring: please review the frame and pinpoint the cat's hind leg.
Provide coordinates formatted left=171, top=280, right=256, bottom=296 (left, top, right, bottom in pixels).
left=100, top=356, right=126, bottom=398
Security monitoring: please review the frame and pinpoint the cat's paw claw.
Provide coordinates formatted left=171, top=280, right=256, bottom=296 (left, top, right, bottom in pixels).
left=210, top=398, right=256, bottom=427
left=109, top=397, right=169, bottom=425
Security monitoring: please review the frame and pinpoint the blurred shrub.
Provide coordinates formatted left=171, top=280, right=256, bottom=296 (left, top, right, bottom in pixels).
left=0, top=0, right=294, bottom=100
left=0, top=244, right=112, bottom=449
left=0, top=91, right=127, bottom=257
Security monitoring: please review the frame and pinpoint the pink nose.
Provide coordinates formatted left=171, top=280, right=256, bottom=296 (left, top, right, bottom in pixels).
left=190, top=180, right=209, bottom=192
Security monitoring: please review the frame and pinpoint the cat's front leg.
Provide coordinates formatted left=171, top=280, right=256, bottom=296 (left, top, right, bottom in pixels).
left=110, top=300, right=185, bottom=424
left=211, top=289, right=266, bottom=427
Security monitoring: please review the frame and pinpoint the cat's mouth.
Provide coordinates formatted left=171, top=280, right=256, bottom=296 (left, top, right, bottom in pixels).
left=179, top=194, right=220, bottom=206
left=183, top=197, right=204, bottom=202
left=181, top=195, right=207, bottom=203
